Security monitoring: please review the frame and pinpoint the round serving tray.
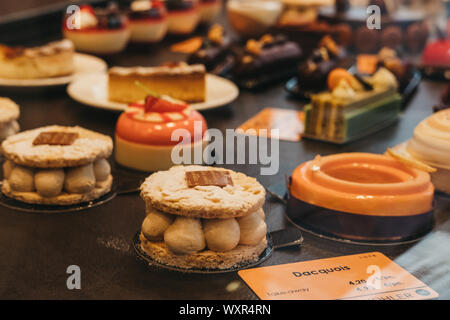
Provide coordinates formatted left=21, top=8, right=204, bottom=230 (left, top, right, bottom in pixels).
left=285, top=193, right=434, bottom=246
left=0, top=53, right=107, bottom=88
left=266, top=180, right=434, bottom=246
left=132, top=231, right=274, bottom=274
left=0, top=183, right=117, bottom=214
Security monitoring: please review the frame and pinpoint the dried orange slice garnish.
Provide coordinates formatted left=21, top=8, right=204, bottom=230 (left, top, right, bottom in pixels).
left=170, top=37, right=203, bottom=54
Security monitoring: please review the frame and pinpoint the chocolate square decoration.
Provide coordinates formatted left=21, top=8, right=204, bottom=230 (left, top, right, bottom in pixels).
left=186, top=170, right=234, bottom=188
left=33, top=131, right=79, bottom=146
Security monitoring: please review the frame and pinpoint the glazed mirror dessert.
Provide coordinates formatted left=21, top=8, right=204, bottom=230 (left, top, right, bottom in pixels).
left=115, top=92, right=209, bottom=172
left=1, top=126, right=113, bottom=205
left=139, top=166, right=267, bottom=270
left=287, top=153, right=435, bottom=241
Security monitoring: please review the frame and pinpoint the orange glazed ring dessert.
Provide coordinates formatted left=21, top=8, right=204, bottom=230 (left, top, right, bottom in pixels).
left=287, top=153, right=434, bottom=242
left=115, top=94, right=208, bottom=172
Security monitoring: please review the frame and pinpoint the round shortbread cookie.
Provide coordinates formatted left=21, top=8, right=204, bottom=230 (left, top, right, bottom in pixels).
left=1, top=174, right=112, bottom=205
left=0, top=98, right=20, bottom=124
left=140, top=233, right=267, bottom=270
left=140, top=165, right=266, bottom=219
left=2, top=125, right=113, bottom=168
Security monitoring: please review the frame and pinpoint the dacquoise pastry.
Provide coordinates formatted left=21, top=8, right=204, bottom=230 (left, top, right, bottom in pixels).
left=1, top=125, right=113, bottom=205
left=0, top=39, right=75, bottom=79
left=139, top=165, right=268, bottom=270
left=0, top=98, right=20, bottom=142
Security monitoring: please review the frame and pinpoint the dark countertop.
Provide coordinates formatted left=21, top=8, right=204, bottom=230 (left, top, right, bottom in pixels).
left=0, top=9, right=449, bottom=300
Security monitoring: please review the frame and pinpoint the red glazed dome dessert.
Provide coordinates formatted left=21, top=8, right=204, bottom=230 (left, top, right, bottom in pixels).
left=287, top=153, right=434, bottom=242
left=115, top=93, right=209, bottom=172
left=421, top=37, right=450, bottom=80
left=63, top=4, right=130, bottom=54
left=128, top=0, right=168, bottom=43
left=422, top=38, right=450, bottom=68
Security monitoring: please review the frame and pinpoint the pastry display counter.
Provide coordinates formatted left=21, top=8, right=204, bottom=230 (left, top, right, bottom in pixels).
left=0, top=2, right=449, bottom=300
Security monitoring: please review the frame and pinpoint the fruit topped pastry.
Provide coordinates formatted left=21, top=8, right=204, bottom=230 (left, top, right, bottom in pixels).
left=187, top=24, right=232, bottom=73
left=128, top=0, right=168, bottom=43
left=421, top=36, right=450, bottom=80
left=303, top=67, right=402, bottom=143
left=357, top=47, right=417, bottom=92
left=165, top=0, right=200, bottom=35
left=115, top=84, right=209, bottom=172
left=63, top=3, right=130, bottom=54
left=297, top=35, right=349, bottom=92
left=233, top=34, right=303, bottom=86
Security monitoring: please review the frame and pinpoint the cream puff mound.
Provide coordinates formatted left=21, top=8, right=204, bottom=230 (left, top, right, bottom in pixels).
left=1, top=160, right=113, bottom=205
left=140, top=233, right=268, bottom=270
left=139, top=166, right=268, bottom=270
left=140, top=207, right=267, bottom=270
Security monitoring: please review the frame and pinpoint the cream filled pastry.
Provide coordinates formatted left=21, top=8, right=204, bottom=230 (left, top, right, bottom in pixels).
left=1, top=125, right=113, bottom=205
left=139, top=165, right=268, bottom=270
left=0, top=98, right=20, bottom=142
left=390, top=109, right=450, bottom=194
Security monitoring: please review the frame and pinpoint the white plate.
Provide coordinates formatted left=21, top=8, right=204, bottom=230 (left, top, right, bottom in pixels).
left=0, top=53, right=107, bottom=87
left=67, top=72, right=239, bottom=112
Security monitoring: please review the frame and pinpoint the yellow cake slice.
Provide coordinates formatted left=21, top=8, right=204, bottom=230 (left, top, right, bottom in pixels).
left=108, top=63, right=206, bottom=103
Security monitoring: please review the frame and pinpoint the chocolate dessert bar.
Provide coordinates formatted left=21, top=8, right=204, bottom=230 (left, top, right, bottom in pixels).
left=187, top=24, right=232, bottom=73
left=232, top=34, right=302, bottom=88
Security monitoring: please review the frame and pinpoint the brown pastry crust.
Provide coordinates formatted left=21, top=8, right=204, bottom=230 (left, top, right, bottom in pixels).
left=140, top=166, right=266, bottom=219
left=139, top=232, right=267, bottom=270
left=1, top=175, right=112, bottom=205
left=2, top=125, right=113, bottom=168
